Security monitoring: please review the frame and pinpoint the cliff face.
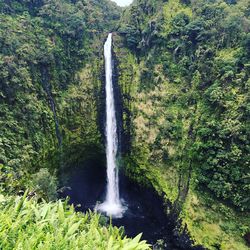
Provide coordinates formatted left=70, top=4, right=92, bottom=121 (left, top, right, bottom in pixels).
left=0, top=0, right=120, bottom=191
left=112, top=0, right=250, bottom=248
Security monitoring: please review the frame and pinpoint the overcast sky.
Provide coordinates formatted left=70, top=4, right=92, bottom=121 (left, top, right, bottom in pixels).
left=112, top=0, right=133, bottom=7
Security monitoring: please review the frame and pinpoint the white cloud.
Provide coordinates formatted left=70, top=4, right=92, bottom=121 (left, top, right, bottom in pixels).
left=111, top=0, right=133, bottom=7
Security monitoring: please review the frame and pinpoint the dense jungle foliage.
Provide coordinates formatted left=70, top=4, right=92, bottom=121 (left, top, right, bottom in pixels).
left=0, top=0, right=249, bottom=249
left=0, top=0, right=144, bottom=249
left=119, top=0, right=250, bottom=212
left=114, top=0, right=250, bottom=248
left=0, top=0, right=120, bottom=192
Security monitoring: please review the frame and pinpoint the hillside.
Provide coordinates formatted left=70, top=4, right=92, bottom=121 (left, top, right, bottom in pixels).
left=0, top=0, right=120, bottom=190
left=115, top=0, right=250, bottom=248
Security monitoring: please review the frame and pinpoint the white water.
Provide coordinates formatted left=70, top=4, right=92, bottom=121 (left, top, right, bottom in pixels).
left=96, top=33, right=125, bottom=218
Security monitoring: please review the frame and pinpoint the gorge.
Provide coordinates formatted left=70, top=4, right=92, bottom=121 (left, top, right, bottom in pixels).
left=0, top=0, right=249, bottom=249
left=59, top=33, right=202, bottom=249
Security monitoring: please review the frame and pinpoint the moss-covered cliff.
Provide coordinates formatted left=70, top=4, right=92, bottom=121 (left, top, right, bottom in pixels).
left=0, top=0, right=121, bottom=193
left=112, top=0, right=250, bottom=248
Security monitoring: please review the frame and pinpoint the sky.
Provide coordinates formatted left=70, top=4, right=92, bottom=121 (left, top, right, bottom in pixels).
left=112, top=0, right=133, bottom=7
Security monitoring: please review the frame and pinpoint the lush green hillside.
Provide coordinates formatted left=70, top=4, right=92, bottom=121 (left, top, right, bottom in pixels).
left=114, top=0, right=250, bottom=248
left=0, top=0, right=121, bottom=193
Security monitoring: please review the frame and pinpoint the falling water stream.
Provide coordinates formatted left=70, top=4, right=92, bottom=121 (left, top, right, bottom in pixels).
left=96, top=33, right=125, bottom=218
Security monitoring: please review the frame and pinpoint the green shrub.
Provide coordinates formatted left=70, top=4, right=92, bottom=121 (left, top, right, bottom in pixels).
left=29, top=168, right=58, bottom=201
left=0, top=194, right=150, bottom=250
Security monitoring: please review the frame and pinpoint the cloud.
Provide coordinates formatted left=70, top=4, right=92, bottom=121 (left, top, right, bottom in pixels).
left=112, top=0, right=133, bottom=7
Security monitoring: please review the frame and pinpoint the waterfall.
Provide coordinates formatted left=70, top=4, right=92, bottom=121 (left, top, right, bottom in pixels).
left=96, top=33, right=125, bottom=218
left=104, top=33, right=120, bottom=205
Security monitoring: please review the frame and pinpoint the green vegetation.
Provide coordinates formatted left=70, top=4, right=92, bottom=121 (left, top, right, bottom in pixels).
left=0, top=0, right=249, bottom=249
left=115, top=0, right=250, bottom=248
left=0, top=0, right=120, bottom=191
left=0, top=193, right=149, bottom=249
left=120, top=0, right=250, bottom=208
left=0, top=0, right=147, bottom=249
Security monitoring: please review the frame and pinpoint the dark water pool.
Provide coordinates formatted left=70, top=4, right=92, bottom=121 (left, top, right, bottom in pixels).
left=59, top=161, right=204, bottom=250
